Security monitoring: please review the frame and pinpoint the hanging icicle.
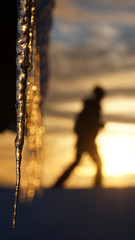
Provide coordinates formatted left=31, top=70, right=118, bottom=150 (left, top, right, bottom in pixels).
left=13, top=0, right=39, bottom=229
left=13, top=0, right=54, bottom=229
left=13, top=0, right=32, bottom=229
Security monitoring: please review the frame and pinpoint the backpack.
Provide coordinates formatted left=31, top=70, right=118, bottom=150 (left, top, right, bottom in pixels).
left=73, top=99, right=100, bottom=135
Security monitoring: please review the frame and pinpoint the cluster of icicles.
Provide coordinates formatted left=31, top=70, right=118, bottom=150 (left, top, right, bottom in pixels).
left=13, top=0, right=44, bottom=228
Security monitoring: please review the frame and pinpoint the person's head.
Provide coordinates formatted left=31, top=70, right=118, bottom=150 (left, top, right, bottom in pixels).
left=93, top=86, right=105, bottom=101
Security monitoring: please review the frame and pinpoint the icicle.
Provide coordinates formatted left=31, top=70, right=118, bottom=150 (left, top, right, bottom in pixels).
left=13, top=0, right=53, bottom=228
left=13, top=0, right=32, bottom=229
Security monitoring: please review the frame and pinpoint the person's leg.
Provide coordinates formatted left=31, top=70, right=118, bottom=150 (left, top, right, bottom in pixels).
left=89, top=143, right=102, bottom=187
left=53, top=148, right=82, bottom=188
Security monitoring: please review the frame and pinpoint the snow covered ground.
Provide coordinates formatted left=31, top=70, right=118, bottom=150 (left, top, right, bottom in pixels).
left=1, top=187, right=135, bottom=240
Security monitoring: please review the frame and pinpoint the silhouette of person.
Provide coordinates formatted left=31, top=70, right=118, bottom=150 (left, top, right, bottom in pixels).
left=53, top=86, right=105, bottom=188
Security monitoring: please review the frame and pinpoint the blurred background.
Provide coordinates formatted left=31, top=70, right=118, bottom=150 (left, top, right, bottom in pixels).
left=1, top=0, right=135, bottom=239
left=1, top=0, right=135, bottom=189
left=40, top=0, right=135, bottom=189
